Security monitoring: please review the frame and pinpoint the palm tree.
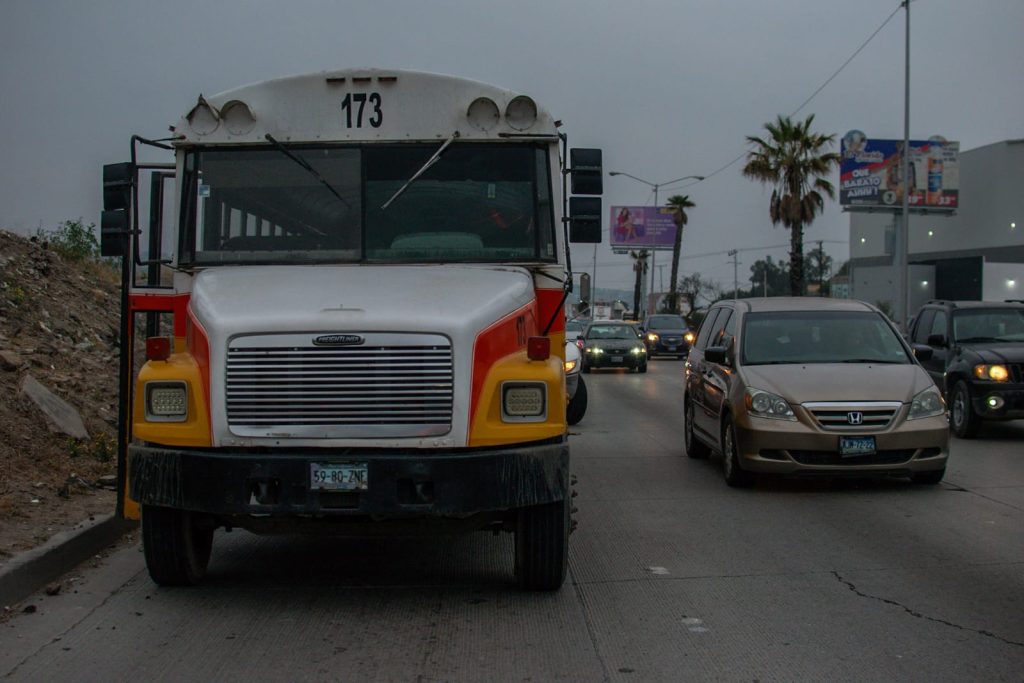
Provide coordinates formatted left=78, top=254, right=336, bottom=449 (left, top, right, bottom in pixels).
left=665, top=194, right=696, bottom=313
left=742, top=114, right=840, bottom=296
left=629, top=249, right=649, bottom=319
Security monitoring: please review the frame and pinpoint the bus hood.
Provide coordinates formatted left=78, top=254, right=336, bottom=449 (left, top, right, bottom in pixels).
left=189, top=264, right=536, bottom=338
left=189, top=264, right=540, bottom=448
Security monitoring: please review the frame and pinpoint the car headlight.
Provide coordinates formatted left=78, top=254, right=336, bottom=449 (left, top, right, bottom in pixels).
left=684, top=331, right=696, bottom=345
left=564, top=359, right=578, bottom=373
left=145, top=381, right=188, bottom=422
left=908, top=386, right=945, bottom=419
left=631, top=346, right=646, bottom=355
left=973, top=364, right=1009, bottom=382
left=588, top=347, right=603, bottom=354
left=647, top=333, right=659, bottom=342
left=745, top=387, right=796, bottom=421
left=501, top=382, right=547, bottom=422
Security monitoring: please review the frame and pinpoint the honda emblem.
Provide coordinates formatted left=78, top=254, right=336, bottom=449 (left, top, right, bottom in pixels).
left=847, top=411, right=864, bottom=425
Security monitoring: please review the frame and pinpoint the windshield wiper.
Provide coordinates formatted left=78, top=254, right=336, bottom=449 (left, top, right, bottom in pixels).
left=381, top=131, right=460, bottom=210
left=956, top=336, right=997, bottom=343
left=264, top=134, right=351, bottom=210
left=838, top=358, right=905, bottom=364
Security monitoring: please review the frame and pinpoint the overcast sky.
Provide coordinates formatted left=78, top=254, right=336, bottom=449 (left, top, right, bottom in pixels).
left=2, top=0, right=1022, bottom=292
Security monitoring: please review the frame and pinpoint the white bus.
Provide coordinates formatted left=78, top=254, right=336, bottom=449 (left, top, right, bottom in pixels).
left=100, top=69, right=603, bottom=590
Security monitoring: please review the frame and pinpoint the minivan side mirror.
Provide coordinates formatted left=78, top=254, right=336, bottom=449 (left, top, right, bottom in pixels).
left=926, top=333, right=947, bottom=347
left=704, top=346, right=729, bottom=365
left=911, top=344, right=934, bottom=361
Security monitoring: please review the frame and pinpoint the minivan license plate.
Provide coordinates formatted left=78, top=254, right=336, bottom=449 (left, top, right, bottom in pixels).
left=839, top=436, right=876, bottom=456
left=310, top=463, right=368, bottom=491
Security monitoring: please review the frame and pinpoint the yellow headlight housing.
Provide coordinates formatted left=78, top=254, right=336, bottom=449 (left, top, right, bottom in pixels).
left=974, top=364, right=1009, bottom=381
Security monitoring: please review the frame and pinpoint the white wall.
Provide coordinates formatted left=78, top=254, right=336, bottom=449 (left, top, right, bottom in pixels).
left=982, top=261, right=1024, bottom=301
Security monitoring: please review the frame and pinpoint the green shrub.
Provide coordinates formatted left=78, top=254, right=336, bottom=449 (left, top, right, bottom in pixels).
left=39, top=219, right=100, bottom=261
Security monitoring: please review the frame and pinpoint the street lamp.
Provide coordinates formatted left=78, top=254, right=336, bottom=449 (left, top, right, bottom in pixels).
left=608, top=171, right=705, bottom=317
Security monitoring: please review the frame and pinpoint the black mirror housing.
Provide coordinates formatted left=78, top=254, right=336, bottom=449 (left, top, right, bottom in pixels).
left=569, top=197, right=602, bottom=243
left=704, top=346, right=728, bottom=364
left=578, top=272, right=591, bottom=303
left=926, top=333, right=947, bottom=347
left=911, top=344, right=934, bottom=361
left=570, top=148, right=603, bottom=195
left=100, top=209, right=128, bottom=257
left=103, top=162, right=134, bottom=212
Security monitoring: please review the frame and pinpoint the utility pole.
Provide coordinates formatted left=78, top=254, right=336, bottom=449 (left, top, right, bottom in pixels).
left=817, top=240, right=825, bottom=296
left=898, top=0, right=912, bottom=330
left=728, top=249, right=739, bottom=302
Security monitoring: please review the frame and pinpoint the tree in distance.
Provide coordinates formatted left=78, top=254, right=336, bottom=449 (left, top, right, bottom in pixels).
left=665, top=194, right=696, bottom=314
left=742, top=114, right=840, bottom=296
left=630, top=249, right=649, bottom=319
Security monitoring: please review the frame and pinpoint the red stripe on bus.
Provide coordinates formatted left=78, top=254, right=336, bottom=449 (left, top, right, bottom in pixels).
left=469, top=301, right=538, bottom=423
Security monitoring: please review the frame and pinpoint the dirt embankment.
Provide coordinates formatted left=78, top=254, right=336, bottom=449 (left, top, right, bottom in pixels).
left=0, top=230, right=120, bottom=561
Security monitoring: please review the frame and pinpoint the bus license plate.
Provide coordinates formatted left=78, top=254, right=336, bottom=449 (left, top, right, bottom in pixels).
left=839, top=436, right=876, bottom=456
left=310, top=463, right=368, bottom=491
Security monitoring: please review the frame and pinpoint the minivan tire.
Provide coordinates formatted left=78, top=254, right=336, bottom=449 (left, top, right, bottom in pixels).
left=684, top=398, right=710, bottom=459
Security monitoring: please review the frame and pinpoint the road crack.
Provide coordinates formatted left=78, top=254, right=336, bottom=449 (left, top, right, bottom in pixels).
left=831, top=570, right=1024, bottom=648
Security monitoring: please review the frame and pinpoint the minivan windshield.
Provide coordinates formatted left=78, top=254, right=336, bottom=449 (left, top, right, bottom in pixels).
left=179, top=143, right=555, bottom=265
left=741, top=311, right=911, bottom=365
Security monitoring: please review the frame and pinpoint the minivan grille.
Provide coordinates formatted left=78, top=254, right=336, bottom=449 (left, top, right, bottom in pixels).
left=802, top=402, right=903, bottom=431
left=225, top=333, right=453, bottom=438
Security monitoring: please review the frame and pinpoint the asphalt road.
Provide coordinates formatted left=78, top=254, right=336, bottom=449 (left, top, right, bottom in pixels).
left=3, top=360, right=1023, bottom=682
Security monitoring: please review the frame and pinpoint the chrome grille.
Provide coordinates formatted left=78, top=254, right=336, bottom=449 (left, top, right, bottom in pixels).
left=801, top=401, right=903, bottom=431
left=225, top=333, right=453, bottom=438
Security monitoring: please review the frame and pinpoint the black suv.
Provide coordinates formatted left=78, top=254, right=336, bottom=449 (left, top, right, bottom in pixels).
left=908, top=300, right=1024, bottom=437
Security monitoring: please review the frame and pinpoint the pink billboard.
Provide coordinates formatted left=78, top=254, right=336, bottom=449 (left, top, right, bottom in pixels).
left=609, top=206, right=679, bottom=250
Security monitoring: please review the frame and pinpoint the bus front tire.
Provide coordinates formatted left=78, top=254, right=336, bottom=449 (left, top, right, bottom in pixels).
left=515, top=499, right=569, bottom=591
left=142, top=505, right=214, bottom=586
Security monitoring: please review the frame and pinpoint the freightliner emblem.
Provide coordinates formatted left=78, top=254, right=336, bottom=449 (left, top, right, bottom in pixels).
left=313, top=334, right=364, bottom=346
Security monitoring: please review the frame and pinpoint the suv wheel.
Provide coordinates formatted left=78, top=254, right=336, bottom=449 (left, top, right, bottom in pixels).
left=684, top=398, right=710, bottom=459
left=950, top=380, right=981, bottom=439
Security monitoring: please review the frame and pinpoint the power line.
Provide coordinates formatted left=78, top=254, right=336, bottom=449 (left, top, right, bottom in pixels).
left=695, top=3, right=905, bottom=185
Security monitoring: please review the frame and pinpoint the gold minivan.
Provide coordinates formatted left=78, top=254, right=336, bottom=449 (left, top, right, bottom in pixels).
left=684, top=298, right=949, bottom=487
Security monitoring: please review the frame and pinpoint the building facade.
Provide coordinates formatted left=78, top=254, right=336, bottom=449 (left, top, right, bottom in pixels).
left=847, top=139, right=1024, bottom=316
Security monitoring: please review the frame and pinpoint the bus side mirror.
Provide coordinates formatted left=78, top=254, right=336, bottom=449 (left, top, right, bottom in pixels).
left=101, top=162, right=134, bottom=258
left=569, top=197, right=601, bottom=243
left=570, top=148, right=603, bottom=195
left=101, top=210, right=128, bottom=257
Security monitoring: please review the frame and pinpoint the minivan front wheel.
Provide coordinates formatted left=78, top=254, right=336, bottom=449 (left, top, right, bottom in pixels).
left=950, top=380, right=981, bottom=439
left=721, top=419, right=754, bottom=488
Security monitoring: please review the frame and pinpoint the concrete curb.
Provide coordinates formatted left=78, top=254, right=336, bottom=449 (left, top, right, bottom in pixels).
left=0, top=513, right=137, bottom=608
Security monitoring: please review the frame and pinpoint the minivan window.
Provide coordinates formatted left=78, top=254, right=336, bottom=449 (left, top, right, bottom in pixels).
left=694, top=308, right=723, bottom=350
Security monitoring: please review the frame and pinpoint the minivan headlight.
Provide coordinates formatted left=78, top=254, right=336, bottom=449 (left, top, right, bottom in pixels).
left=908, top=387, right=945, bottom=420
left=745, top=387, right=796, bottom=421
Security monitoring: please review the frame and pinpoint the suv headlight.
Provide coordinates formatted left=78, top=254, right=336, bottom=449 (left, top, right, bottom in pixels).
left=745, top=387, right=796, bottom=421
left=647, top=333, right=659, bottom=343
left=145, top=381, right=188, bottom=422
left=908, top=387, right=945, bottom=420
left=974, top=364, right=1009, bottom=382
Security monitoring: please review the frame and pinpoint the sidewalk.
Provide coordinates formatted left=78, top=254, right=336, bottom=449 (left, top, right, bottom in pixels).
left=0, top=514, right=136, bottom=608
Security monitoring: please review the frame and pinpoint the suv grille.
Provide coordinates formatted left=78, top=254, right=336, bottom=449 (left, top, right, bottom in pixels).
left=225, top=333, right=453, bottom=438
left=802, top=401, right=903, bottom=431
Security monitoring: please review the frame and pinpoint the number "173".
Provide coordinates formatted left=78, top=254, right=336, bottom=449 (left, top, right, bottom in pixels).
left=341, top=93, right=382, bottom=129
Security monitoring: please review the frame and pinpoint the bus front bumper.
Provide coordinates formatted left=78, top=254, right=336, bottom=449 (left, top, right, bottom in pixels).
left=129, top=440, right=568, bottom=520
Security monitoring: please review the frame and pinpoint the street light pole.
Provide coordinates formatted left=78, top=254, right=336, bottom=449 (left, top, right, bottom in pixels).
left=608, top=171, right=705, bottom=318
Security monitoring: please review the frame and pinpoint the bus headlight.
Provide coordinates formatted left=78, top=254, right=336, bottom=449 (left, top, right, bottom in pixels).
left=145, top=381, right=188, bottom=422
left=501, top=382, right=546, bottom=422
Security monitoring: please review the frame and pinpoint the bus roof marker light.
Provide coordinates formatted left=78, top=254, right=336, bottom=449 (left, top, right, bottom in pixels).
left=221, top=100, right=256, bottom=136
left=186, top=95, right=220, bottom=136
left=467, top=97, right=500, bottom=132
left=505, top=96, right=538, bottom=131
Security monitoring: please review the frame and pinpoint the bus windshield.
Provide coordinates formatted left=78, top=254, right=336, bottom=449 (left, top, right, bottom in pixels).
left=180, top=143, right=555, bottom=265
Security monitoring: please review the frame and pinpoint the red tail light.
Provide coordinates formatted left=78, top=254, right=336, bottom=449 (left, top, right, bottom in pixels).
left=146, top=337, right=172, bottom=361
left=527, top=336, right=551, bottom=360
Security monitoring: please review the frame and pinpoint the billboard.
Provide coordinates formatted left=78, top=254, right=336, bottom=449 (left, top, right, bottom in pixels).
left=609, top=206, right=680, bottom=251
left=840, top=131, right=959, bottom=210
